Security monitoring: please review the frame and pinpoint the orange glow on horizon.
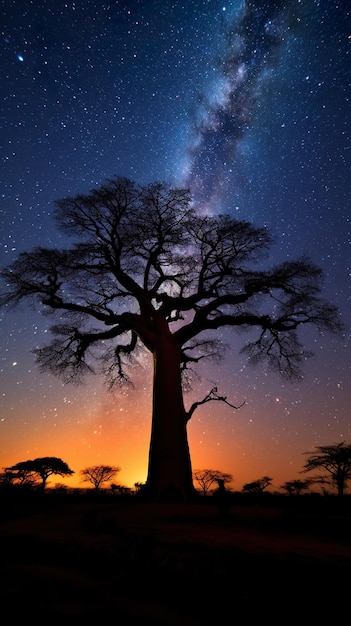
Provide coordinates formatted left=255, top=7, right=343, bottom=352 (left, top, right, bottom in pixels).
left=0, top=383, right=335, bottom=493
left=1, top=344, right=349, bottom=495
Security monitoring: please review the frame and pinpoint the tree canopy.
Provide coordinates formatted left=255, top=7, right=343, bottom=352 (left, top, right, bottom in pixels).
left=80, top=465, right=121, bottom=491
left=301, top=442, right=351, bottom=497
left=0, top=176, right=343, bottom=501
left=5, top=457, right=74, bottom=490
left=280, top=479, right=312, bottom=496
left=242, top=476, right=273, bottom=494
left=193, top=469, right=233, bottom=496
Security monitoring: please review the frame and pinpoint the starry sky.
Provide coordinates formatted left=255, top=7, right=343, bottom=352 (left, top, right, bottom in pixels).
left=1, top=0, right=350, bottom=492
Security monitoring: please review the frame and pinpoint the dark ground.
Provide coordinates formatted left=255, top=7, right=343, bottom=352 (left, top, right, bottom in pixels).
left=1, top=491, right=350, bottom=624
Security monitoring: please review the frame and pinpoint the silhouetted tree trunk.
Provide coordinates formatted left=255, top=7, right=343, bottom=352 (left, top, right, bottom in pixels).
left=145, top=320, right=196, bottom=501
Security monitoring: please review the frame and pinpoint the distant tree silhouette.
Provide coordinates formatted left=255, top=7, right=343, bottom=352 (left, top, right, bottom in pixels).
left=53, top=483, right=68, bottom=493
left=5, top=457, right=74, bottom=491
left=301, top=442, right=351, bottom=497
left=0, top=176, right=343, bottom=501
left=110, top=483, right=131, bottom=496
left=0, top=467, right=38, bottom=488
left=193, top=469, right=233, bottom=496
left=134, top=481, right=145, bottom=493
left=80, top=464, right=121, bottom=491
left=242, top=476, right=272, bottom=494
left=280, top=479, right=312, bottom=496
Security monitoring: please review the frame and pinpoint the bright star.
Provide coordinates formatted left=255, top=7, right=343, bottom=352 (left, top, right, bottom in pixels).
left=17, top=54, right=24, bottom=62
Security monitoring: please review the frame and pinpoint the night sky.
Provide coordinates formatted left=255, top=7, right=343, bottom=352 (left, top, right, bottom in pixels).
left=1, top=0, right=350, bottom=492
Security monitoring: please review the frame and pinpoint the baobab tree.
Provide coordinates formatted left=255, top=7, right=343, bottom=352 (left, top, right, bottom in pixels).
left=0, top=176, right=343, bottom=501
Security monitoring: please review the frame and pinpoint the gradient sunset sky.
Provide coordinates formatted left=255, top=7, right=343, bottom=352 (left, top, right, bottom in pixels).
left=1, top=0, right=350, bottom=492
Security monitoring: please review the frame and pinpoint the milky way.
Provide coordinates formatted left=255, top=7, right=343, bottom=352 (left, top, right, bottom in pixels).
left=184, top=1, right=295, bottom=208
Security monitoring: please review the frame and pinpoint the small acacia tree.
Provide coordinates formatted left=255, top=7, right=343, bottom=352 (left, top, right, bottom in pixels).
left=5, top=457, right=74, bottom=491
left=80, top=465, right=121, bottom=491
left=280, top=479, right=312, bottom=496
left=301, top=442, right=351, bottom=497
left=0, top=176, right=343, bottom=501
left=242, top=476, right=273, bottom=494
left=110, top=483, right=131, bottom=496
left=193, top=469, right=233, bottom=496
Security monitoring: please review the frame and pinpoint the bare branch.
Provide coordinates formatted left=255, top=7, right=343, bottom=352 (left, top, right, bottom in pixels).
left=186, top=386, right=245, bottom=423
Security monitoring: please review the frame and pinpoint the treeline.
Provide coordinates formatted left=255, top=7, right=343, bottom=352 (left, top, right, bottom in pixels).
left=2, top=442, right=351, bottom=499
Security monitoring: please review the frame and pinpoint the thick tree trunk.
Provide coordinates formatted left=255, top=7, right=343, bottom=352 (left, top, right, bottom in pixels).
left=144, top=322, right=198, bottom=502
